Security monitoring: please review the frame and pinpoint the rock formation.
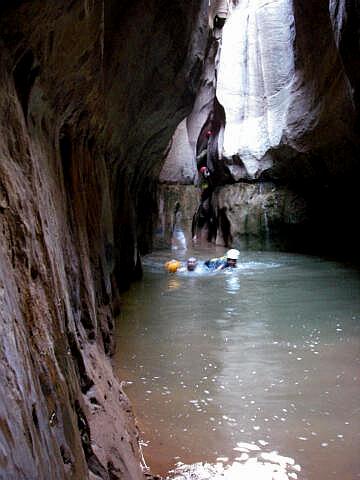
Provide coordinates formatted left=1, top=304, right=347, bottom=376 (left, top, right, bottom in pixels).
left=160, top=0, right=360, bottom=256
left=0, top=1, right=209, bottom=479
left=0, top=0, right=360, bottom=479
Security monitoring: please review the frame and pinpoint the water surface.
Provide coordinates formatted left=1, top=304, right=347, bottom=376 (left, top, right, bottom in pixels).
left=114, top=250, right=360, bottom=479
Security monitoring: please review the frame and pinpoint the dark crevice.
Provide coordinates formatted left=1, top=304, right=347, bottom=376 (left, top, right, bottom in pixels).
left=74, top=400, right=91, bottom=457
left=30, top=265, right=38, bottom=280
left=38, top=370, right=52, bottom=397
left=101, top=329, right=112, bottom=356
left=48, top=30, right=54, bottom=54
left=89, top=397, right=101, bottom=406
left=13, top=50, right=40, bottom=119
left=218, top=207, right=232, bottom=247
left=31, top=404, right=39, bottom=430
left=80, top=302, right=95, bottom=337
left=75, top=400, right=108, bottom=477
left=59, top=126, right=72, bottom=192
left=60, top=445, right=73, bottom=465
left=107, top=460, right=123, bottom=480
left=67, top=332, right=94, bottom=394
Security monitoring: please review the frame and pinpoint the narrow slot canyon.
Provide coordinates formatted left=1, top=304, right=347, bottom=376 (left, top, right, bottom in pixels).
left=0, top=1, right=359, bottom=479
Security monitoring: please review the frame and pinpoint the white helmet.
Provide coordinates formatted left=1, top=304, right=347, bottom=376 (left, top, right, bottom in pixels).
left=226, top=249, right=240, bottom=260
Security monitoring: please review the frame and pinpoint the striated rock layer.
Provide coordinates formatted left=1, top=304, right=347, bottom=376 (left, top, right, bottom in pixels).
left=0, top=1, right=208, bottom=479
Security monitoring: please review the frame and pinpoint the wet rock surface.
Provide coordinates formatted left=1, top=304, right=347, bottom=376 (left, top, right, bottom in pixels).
left=160, top=0, right=360, bottom=257
left=1, top=0, right=360, bottom=479
left=0, top=2, right=143, bottom=476
left=217, top=0, right=356, bottom=179
left=154, top=185, right=200, bottom=251
left=213, top=183, right=308, bottom=251
left=0, top=1, right=208, bottom=478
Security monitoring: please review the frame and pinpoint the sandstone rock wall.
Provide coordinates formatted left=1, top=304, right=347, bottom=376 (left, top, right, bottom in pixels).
left=105, top=0, right=209, bottom=274
left=217, top=0, right=356, bottom=179
left=158, top=0, right=360, bottom=256
left=217, top=0, right=296, bottom=176
left=213, top=183, right=308, bottom=250
left=0, top=0, right=359, bottom=478
left=0, top=1, right=208, bottom=478
left=0, top=3, right=144, bottom=478
left=154, top=185, right=200, bottom=250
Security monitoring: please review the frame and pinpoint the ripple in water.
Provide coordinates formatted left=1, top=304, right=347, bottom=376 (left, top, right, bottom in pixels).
left=115, top=250, right=360, bottom=479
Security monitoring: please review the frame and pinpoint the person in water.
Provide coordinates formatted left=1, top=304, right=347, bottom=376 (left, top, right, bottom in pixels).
left=186, top=257, right=198, bottom=271
left=204, top=249, right=240, bottom=270
left=165, top=257, right=198, bottom=273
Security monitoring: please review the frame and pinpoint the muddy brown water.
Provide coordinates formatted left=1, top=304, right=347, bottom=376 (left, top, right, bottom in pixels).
left=114, top=249, right=360, bottom=479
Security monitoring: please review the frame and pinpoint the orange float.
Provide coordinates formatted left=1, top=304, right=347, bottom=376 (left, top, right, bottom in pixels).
left=164, top=259, right=181, bottom=273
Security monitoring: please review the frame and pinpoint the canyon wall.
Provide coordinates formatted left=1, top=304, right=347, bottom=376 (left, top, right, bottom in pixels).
left=217, top=0, right=355, bottom=176
left=0, top=0, right=359, bottom=479
left=0, top=1, right=208, bottom=478
left=160, top=0, right=360, bottom=256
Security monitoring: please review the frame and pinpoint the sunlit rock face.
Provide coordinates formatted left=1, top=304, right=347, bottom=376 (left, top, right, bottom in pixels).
left=217, top=0, right=356, bottom=180
left=217, top=0, right=295, bottom=177
left=159, top=120, right=197, bottom=184
left=160, top=19, right=219, bottom=185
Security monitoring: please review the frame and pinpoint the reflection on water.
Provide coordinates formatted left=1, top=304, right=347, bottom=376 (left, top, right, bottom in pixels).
left=167, top=277, right=182, bottom=291
left=225, top=273, right=241, bottom=294
left=114, top=251, right=360, bottom=480
left=172, top=225, right=187, bottom=251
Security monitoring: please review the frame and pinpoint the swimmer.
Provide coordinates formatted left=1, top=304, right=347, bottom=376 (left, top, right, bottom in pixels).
left=204, top=249, right=240, bottom=271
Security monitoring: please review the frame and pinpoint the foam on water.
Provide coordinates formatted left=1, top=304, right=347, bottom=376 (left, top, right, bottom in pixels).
left=166, top=442, right=301, bottom=480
